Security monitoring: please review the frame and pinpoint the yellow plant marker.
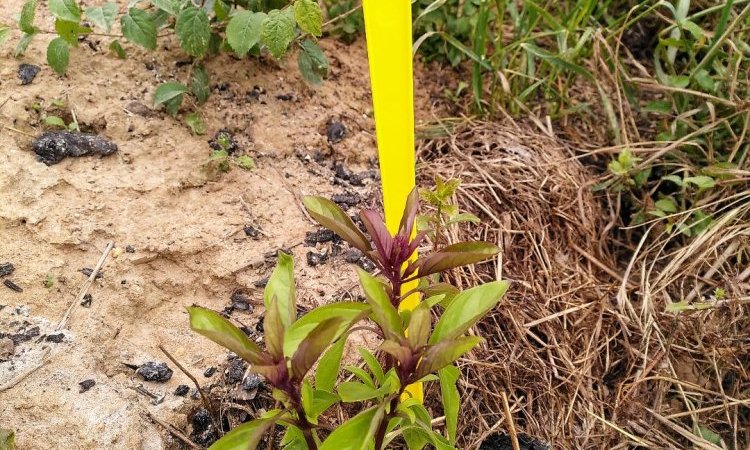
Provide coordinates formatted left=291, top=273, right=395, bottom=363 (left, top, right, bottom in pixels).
left=362, top=0, right=423, bottom=402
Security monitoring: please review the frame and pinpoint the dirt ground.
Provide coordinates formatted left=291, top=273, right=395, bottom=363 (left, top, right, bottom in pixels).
left=0, top=2, right=446, bottom=448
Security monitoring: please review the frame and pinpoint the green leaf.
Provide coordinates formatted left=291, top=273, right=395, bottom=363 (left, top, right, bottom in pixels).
left=415, top=242, right=499, bottom=278
left=214, top=0, right=230, bottom=20
left=415, top=336, right=481, bottom=379
left=307, top=389, right=340, bottom=422
left=226, top=10, right=266, bottom=57
left=19, top=0, right=37, bottom=34
left=319, top=406, right=385, bottom=450
left=407, top=303, right=431, bottom=349
left=49, top=0, right=81, bottom=23
left=153, top=82, right=188, bottom=107
left=294, top=0, right=323, bottom=37
left=695, top=424, right=724, bottom=445
left=109, top=40, right=127, bottom=58
left=643, top=100, right=672, bottom=114
left=54, top=19, right=91, bottom=47
left=261, top=9, right=295, bottom=59
left=47, top=37, right=69, bottom=76
left=85, top=3, right=118, bottom=32
left=430, top=280, right=508, bottom=344
left=190, top=64, right=210, bottom=105
left=291, top=317, right=345, bottom=380
left=316, top=333, right=346, bottom=391
left=654, top=197, right=677, bottom=213
left=338, top=381, right=380, bottom=402
left=378, top=340, right=412, bottom=367
left=359, top=347, right=385, bottom=385
left=301, top=378, right=315, bottom=415
left=207, top=417, right=277, bottom=450
left=176, top=6, right=210, bottom=58
left=235, top=155, right=254, bottom=171
left=44, top=115, right=66, bottom=128
left=684, top=176, right=716, bottom=189
left=0, top=428, right=14, bottom=450
left=264, top=251, right=296, bottom=329
left=121, top=8, right=157, bottom=50
left=15, top=32, right=35, bottom=57
left=298, top=38, right=328, bottom=86
left=188, top=306, right=271, bottom=367
left=0, top=27, right=10, bottom=47
left=438, top=365, right=460, bottom=444
left=283, top=302, right=369, bottom=357
left=302, top=196, right=371, bottom=253
left=184, top=112, right=206, bottom=135
left=344, top=365, right=375, bottom=388
left=263, top=295, right=286, bottom=359
left=357, top=268, right=402, bottom=340
left=150, top=0, right=181, bottom=15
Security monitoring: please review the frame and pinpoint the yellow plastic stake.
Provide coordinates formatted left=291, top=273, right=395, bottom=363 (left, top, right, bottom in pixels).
left=362, top=0, right=423, bottom=402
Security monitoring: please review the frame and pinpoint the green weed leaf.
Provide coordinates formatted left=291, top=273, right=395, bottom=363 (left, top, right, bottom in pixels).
left=109, top=40, right=127, bottom=58
left=684, top=175, right=716, bottom=189
left=153, top=82, right=188, bottom=107
left=226, top=10, right=265, bottom=57
left=261, top=9, right=295, bottom=59
left=44, top=115, right=66, bottom=128
left=190, top=64, right=210, bottom=104
left=176, top=6, right=210, bottom=58
left=151, top=0, right=181, bottom=15
left=49, top=0, right=81, bottom=23
left=235, top=155, right=254, bottom=171
left=19, top=0, right=37, bottom=34
left=85, top=3, right=118, bottom=33
left=184, top=112, right=206, bottom=135
left=54, top=19, right=91, bottom=47
left=359, top=347, right=385, bottom=384
left=15, top=32, right=35, bottom=57
left=121, top=8, right=157, bottom=50
left=294, top=0, right=323, bottom=37
left=298, top=38, right=328, bottom=86
left=307, top=389, right=340, bottom=422
left=47, top=37, right=69, bottom=76
left=303, top=196, right=371, bottom=253
left=430, top=280, right=508, bottom=344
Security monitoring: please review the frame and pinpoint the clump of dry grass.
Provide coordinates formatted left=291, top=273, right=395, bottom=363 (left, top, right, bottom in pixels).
left=419, top=119, right=750, bottom=449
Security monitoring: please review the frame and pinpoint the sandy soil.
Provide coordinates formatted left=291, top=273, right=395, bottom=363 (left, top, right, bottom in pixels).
left=0, top=2, right=444, bottom=448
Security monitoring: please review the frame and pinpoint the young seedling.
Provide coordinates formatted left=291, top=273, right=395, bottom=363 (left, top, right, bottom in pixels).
left=189, top=186, right=507, bottom=449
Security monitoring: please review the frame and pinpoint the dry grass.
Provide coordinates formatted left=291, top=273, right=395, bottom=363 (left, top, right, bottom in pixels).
left=418, top=119, right=750, bottom=449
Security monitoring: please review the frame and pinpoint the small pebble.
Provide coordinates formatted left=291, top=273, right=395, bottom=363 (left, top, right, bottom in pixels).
left=174, top=384, right=190, bottom=396
left=327, top=121, right=347, bottom=144
left=306, top=251, right=328, bottom=267
left=136, top=361, right=173, bottom=383
left=203, top=367, right=217, bottom=378
left=80, top=293, right=92, bottom=307
left=125, top=245, right=136, bottom=253
left=18, top=64, right=41, bottom=85
left=79, top=379, right=96, bottom=393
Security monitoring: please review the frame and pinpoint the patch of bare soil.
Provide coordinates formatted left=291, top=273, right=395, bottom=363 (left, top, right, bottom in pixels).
left=0, top=2, right=441, bottom=448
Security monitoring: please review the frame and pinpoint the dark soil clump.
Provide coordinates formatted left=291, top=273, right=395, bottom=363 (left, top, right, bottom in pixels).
left=135, top=362, right=173, bottom=383
left=18, top=64, right=41, bottom=85
left=32, top=131, right=117, bottom=165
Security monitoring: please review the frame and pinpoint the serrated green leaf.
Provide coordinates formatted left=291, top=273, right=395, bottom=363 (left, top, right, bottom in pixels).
left=153, top=82, right=188, bottom=107
left=49, top=0, right=81, bottom=23
left=261, top=9, right=295, bottom=59
left=316, top=335, right=346, bottom=392
left=235, top=155, right=254, bottom=170
left=430, top=281, right=508, bottom=344
left=294, top=0, right=322, bottom=36
left=85, top=3, right=118, bottom=33
left=214, top=0, right=230, bottom=20
left=44, top=115, right=66, bottom=127
left=54, top=19, right=91, bottom=47
left=184, top=112, right=206, bottom=135
left=19, top=0, right=37, bottom=34
left=164, top=95, right=183, bottom=116
left=15, top=32, right=35, bottom=57
left=176, top=6, right=210, bottom=57
left=109, top=39, right=127, bottom=58
left=226, top=10, right=266, bottom=57
left=298, top=38, right=328, bottom=86
left=190, top=64, right=210, bottom=104
left=150, top=0, right=181, bottom=15
left=47, top=37, right=69, bottom=76
left=121, top=8, right=157, bottom=50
